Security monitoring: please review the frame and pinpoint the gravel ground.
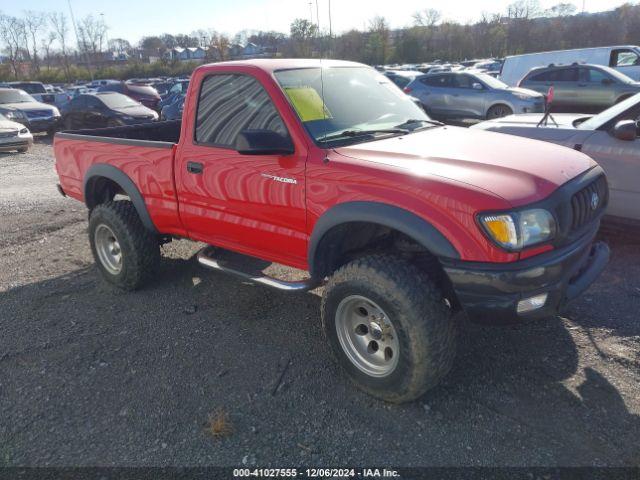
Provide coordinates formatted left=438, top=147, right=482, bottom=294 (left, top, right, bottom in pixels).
left=0, top=138, right=639, bottom=467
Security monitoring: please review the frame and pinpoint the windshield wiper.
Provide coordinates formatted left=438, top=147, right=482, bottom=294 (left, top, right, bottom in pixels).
left=321, top=128, right=409, bottom=142
left=395, top=118, right=444, bottom=130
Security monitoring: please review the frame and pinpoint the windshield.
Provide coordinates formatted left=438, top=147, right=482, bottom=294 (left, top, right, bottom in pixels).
left=274, top=66, right=431, bottom=146
left=99, top=93, right=141, bottom=109
left=13, top=83, right=46, bottom=94
left=0, top=89, right=36, bottom=104
left=476, top=73, right=508, bottom=89
left=578, top=93, right=640, bottom=130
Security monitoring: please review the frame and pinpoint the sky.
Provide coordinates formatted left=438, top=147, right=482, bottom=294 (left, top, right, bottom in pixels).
left=0, top=0, right=633, bottom=43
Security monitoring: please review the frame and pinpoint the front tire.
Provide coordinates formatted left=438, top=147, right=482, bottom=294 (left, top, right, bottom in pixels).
left=88, top=201, right=160, bottom=290
left=486, top=104, right=513, bottom=119
left=321, top=255, right=456, bottom=403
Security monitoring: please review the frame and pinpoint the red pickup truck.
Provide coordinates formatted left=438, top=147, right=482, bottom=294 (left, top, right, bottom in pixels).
left=54, top=59, right=609, bottom=403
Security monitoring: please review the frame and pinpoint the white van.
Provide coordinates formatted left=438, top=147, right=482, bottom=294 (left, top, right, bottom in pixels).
left=500, top=45, right=640, bottom=86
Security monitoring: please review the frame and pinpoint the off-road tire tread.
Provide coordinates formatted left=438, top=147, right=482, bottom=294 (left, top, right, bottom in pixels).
left=89, top=200, right=159, bottom=291
left=321, top=254, right=456, bottom=403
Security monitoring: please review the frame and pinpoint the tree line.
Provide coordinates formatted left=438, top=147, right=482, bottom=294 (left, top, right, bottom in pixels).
left=1, top=0, right=640, bottom=82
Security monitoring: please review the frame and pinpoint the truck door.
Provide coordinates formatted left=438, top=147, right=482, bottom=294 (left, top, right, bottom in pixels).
left=176, top=72, right=308, bottom=268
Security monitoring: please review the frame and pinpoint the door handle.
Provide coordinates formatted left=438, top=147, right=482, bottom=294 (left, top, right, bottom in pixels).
left=186, top=161, right=203, bottom=174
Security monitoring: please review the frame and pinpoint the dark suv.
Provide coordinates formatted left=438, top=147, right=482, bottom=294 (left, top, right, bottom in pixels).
left=518, top=63, right=640, bottom=110
left=97, top=82, right=161, bottom=111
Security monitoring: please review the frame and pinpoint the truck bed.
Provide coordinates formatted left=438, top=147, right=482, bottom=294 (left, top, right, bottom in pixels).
left=54, top=119, right=185, bottom=236
left=56, top=120, right=181, bottom=148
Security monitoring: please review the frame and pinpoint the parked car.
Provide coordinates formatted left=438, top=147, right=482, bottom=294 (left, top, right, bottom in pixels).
left=472, top=93, right=640, bottom=228
left=61, top=92, right=158, bottom=130
left=471, top=60, right=503, bottom=72
left=0, top=88, right=61, bottom=134
left=500, top=45, right=640, bottom=86
left=87, top=79, right=120, bottom=89
left=405, top=71, right=544, bottom=119
left=383, top=70, right=423, bottom=89
left=158, top=80, right=190, bottom=109
left=66, top=86, right=96, bottom=99
left=159, top=94, right=184, bottom=121
left=97, top=82, right=161, bottom=110
left=0, top=112, right=33, bottom=153
left=54, top=59, right=608, bottom=403
left=518, top=63, right=640, bottom=111
left=8, top=81, right=55, bottom=105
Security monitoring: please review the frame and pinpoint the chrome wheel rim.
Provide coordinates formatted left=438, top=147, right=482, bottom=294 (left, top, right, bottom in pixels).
left=94, top=224, right=122, bottom=275
left=335, top=295, right=400, bottom=377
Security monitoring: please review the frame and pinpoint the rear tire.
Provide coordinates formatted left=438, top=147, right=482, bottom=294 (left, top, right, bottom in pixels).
left=321, top=254, right=456, bottom=403
left=88, top=201, right=160, bottom=291
left=486, top=104, right=513, bottom=119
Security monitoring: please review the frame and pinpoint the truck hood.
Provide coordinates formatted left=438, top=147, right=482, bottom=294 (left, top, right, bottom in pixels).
left=335, top=125, right=595, bottom=206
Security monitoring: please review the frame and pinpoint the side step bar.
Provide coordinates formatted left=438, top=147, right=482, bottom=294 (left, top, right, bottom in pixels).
left=197, top=247, right=321, bottom=292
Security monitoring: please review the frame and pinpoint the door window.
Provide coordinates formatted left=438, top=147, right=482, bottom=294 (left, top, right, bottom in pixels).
left=452, top=75, right=476, bottom=89
left=420, top=74, right=451, bottom=87
left=195, top=74, right=288, bottom=147
left=610, top=49, right=640, bottom=67
left=580, top=68, right=611, bottom=83
left=85, top=97, right=103, bottom=109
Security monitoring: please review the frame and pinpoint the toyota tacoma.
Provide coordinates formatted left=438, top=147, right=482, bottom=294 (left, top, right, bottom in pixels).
left=54, top=59, right=609, bottom=403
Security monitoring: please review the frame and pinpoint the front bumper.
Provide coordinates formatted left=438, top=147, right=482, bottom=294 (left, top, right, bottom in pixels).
left=0, top=133, right=33, bottom=152
left=26, top=116, right=61, bottom=133
left=442, top=233, right=609, bottom=324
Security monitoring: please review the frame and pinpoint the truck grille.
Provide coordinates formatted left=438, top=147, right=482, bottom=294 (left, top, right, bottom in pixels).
left=0, top=131, right=18, bottom=139
left=570, top=175, right=608, bottom=232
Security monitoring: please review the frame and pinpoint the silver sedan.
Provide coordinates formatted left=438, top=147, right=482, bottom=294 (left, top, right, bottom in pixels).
left=0, top=112, right=32, bottom=153
left=404, top=71, right=544, bottom=120
left=471, top=93, right=640, bottom=226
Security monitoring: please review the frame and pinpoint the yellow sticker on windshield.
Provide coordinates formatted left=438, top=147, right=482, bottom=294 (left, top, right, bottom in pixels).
left=283, top=87, right=332, bottom=122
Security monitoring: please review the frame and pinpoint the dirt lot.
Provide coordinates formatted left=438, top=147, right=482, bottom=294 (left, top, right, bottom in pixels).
left=0, top=138, right=639, bottom=467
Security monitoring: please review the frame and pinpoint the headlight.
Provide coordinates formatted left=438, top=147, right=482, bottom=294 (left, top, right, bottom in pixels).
left=19, top=128, right=29, bottom=134
left=479, top=208, right=556, bottom=250
left=513, top=92, right=532, bottom=100
left=3, top=110, right=26, bottom=120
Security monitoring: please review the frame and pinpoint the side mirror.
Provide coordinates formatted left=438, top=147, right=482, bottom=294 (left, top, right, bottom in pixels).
left=472, top=82, right=484, bottom=90
left=235, top=129, right=294, bottom=155
left=612, top=120, right=637, bottom=141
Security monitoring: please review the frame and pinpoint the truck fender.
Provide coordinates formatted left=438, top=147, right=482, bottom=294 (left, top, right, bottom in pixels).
left=308, top=201, right=459, bottom=278
left=83, top=163, right=158, bottom=233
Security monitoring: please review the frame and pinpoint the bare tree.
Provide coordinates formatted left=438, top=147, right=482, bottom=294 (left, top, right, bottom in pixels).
left=0, top=14, right=27, bottom=78
left=24, top=11, right=46, bottom=73
left=413, top=8, right=441, bottom=27
left=49, top=12, right=72, bottom=81
left=77, top=14, right=108, bottom=56
left=41, top=31, right=57, bottom=70
left=207, top=31, right=230, bottom=61
left=289, top=18, right=318, bottom=57
left=108, top=38, right=131, bottom=53
left=367, top=16, right=392, bottom=65
left=507, top=0, right=542, bottom=19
